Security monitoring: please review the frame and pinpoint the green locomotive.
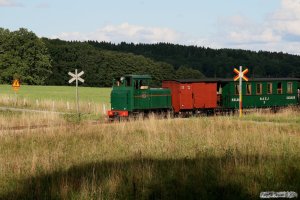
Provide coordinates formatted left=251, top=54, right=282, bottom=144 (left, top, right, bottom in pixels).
left=107, top=75, right=172, bottom=119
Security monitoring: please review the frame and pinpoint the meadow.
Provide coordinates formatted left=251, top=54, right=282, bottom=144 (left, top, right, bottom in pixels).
left=0, top=108, right=299, bottom=199
left=0, top=85, right=111, bottom=115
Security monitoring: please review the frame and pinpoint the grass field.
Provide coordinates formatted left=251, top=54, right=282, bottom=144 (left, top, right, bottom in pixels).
left=0, top=108, right=299, bottom=199
left=0, top=85, right=111, bottom=115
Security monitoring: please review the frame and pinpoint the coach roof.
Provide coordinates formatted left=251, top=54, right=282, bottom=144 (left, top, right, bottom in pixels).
left=163, top=78, right=300, bottom=83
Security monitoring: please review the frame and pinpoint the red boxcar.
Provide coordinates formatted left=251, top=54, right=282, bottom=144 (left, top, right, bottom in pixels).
left=162, top=80, right=217, bottom=113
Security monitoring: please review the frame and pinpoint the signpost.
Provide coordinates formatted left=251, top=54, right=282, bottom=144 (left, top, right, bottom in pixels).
left=68, top=69, right=84, bottom=115
left=12, top=79, right=20, bottom=104
left=233, top=66, right=249, bottom=117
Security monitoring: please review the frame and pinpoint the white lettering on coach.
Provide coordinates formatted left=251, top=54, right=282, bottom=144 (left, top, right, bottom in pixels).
left=286, top=96, right=296, bottom=100
left=231, top=98, right=239, bottom=102
left=260, top=97, right=269, bottom=101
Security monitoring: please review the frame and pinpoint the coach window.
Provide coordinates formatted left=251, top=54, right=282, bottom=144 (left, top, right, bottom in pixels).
left=246, top=83, right=251, bottom=95
left=267, top=83, right=272, bottom=94
left=277, top=82, right=282, bottom=94
left=234, top=84, right=239, bottom=95
left=256, top=83, right=262, bottom=95
left=287, top=82, right=293, bottom=94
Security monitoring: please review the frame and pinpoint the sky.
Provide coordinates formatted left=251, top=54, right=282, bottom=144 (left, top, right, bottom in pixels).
left=1, top=0, right=300, bottom=54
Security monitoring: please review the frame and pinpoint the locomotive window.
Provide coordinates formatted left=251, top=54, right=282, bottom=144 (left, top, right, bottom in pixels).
left=126, top=77, right=131, bottom=87
left=234, top=84, right=239, bottom=95
left=267, top=83, right=272, bottom=94
left=134, top=80, right=139, bottom=89
left=287, top=82, right=293, bottom=94
left=256, top=83, right=262, bottom=95
left=246, top=84, right=251, bottom=95
left=140, top=80, right=149, bottom=89
left=277, top=82, right=282, bottom=94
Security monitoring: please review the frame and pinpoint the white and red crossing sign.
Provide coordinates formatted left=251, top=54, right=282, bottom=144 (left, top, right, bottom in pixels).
left=233, top=66, right=249, bottom=117
left=233, top=67, right=249, bottom=81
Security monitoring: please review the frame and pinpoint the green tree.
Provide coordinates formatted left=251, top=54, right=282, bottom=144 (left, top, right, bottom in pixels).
left=0, top=28, right=52, bottom=84
left=176, top=66, right=205, bottom=79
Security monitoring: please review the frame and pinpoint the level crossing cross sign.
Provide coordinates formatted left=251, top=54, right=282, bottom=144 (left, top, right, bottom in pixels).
left=233, top=66, right=249, bottom=117
left=68, top=70, right=84, bottom=84
left=233, top=68, right=249, bottom=81
left=68, top=69, right=84, bottom=115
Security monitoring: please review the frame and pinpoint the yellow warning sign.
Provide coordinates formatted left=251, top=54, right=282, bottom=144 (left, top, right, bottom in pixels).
left=12, top=79, right=20, bottom=92
left=12, top=79, right=20, bottom=87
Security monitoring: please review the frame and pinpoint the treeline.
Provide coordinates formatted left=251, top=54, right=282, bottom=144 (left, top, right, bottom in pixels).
left=0, top=28, right=204, bottom=87
left=42, top=38, right=204, bottom=87
left=88, top=41, right=300, bottom=78
left=1, top=28, right=300, bottom=87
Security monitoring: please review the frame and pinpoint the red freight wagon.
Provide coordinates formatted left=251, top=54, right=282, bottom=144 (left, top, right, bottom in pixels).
left=162, top=80, right=217, bottom=113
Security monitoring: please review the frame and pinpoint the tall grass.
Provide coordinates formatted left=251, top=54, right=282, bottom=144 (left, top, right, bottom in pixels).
left=0, top=109, right=299, bottom=199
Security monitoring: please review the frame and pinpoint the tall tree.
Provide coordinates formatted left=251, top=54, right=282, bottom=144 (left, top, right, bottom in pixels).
left=0, top=28, right=52, bottom=84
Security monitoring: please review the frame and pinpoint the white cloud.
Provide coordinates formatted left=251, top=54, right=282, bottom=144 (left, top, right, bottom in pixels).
left=213, top=0, right=300, bottom=54
left=52, top=23, right=183, bottom=44
left=271, top=0, right=300, bottom=37
left=228, top=29, right=281, bottom=44
left=35, top=2, right=50, bottom=9
left=217, top=15, right=280, bottom=45
left=52, top=0, right=300, bottom=55
left=0, top=0, right=22, bottom=7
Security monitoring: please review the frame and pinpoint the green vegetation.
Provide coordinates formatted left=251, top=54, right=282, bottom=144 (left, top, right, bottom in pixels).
left=0, top=85, right=110, bottom=103
left=88, top=41, right=300, bottom=78
left=43, top=38, right=196, bottom=87
left=0, top=110, right=299, bottom=199
left=0, top=28, right=52, bottom=84
left=0, top=85, right=111, bottom=115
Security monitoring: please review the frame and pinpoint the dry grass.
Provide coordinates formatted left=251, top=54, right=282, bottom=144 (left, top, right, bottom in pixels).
left=0, top=111, right=66, bottom=130
left=0, top=109, right=299, bottom=199
left=0, top=94, right=109, bottom=115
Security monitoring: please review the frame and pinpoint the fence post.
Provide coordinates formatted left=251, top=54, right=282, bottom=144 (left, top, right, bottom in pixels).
left=103, top=104, right=106, bottom=114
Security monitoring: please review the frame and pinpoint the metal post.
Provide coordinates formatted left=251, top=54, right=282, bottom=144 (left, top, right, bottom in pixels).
left=14, top=91, right=17, bottom=105
left=75, top=69, right=79, bottom=116
left=239, top=66, right=242, bottom=117
left=68, top=69, right=84, bottom=118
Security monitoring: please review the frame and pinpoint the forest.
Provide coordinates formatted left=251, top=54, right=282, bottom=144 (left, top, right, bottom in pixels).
left=0, top=28, right=299, bottom=87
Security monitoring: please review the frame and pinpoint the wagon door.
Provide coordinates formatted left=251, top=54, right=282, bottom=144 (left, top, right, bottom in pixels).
left=179, top=84, right=193, bottom=110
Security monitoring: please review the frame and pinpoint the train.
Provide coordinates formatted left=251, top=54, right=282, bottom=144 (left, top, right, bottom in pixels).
left=107, top=74, right=300, bottom=120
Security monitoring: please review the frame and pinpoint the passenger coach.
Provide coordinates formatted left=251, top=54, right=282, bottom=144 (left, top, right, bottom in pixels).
left=219, top=78, right=299, bottom=109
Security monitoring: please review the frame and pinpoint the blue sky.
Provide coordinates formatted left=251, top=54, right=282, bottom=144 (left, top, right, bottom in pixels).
left=1, top=0, right=300, bottom=54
